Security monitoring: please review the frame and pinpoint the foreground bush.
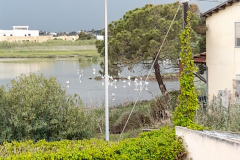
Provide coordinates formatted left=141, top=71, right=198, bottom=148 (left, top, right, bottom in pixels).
left=0, top=73, right=96, bottom=143
left=0, top=126, right=186, bottom=160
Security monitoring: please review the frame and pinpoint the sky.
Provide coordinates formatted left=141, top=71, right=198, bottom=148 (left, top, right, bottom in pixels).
left=0, top=0, right=220, bottom=32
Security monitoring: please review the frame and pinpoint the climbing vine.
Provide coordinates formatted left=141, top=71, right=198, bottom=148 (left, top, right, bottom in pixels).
left=172, top=12, right=204, bottom=130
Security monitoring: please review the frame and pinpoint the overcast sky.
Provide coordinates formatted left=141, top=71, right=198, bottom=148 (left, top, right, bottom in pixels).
left=0, top=0, right=219, bottom=32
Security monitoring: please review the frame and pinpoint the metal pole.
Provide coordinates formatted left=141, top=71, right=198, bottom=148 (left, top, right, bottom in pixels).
left=104, top=0, right=109, bottom=141
left=206, top=66, right=208, bottom=103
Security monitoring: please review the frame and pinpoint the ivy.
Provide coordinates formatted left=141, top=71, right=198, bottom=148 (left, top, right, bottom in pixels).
left=172, top=12, right=204, bottom=130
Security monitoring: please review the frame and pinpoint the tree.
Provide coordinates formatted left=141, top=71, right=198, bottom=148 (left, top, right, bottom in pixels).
left=95, top=3, right=205, bottom=100
left=78, top=31, right=94, bottom=40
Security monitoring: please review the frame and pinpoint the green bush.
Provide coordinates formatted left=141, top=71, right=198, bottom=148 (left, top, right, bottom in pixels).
left=0, top=126, right=187, bottom=160
left=0, top=73, right=96, bottom=143
left=92, top=56, right=98, bottom=62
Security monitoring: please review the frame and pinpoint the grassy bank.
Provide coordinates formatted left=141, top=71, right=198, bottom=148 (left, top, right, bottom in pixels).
left=0, top=49, right=98, bottom=58
left=0, top=40, right=98, bottom=58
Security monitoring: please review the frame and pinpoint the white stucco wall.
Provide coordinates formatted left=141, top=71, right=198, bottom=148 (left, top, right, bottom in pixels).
left=206, top=2, right=240, bottom=97
left=176, top=127, right=240, bottom=160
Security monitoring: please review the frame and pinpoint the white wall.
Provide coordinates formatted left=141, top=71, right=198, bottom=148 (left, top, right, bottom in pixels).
left=96, top=35, right=104, bottom=40
left=206, top=2, right=240, bottom=97
left=176, top=127, right=240, bottom=160
left=0, top=30, right=39, bottom=37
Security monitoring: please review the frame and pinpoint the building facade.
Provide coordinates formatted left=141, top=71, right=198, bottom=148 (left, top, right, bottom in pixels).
left=202, top=0, right=240, bottom=100
left=0, top=26, right=39, bottom=37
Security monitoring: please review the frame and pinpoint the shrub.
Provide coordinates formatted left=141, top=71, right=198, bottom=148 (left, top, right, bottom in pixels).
left=195, top=98, right=240, bottom=132
left=0, top=73, right=96, bottom=143
left=0, top=126, right=187, bottom=160
left=92, top=56, right=98, bottom=62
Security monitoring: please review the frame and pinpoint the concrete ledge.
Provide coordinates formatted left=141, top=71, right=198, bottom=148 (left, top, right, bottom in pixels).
left=175, top=126, right=240, bottom=160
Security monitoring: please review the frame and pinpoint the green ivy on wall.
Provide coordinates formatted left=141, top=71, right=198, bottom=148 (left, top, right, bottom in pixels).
left=172, top=12, right=204, bottom=130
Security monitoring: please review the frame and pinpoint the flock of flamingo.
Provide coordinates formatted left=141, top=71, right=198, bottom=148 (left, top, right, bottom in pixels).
left=65, top=68, right=150, bottom=100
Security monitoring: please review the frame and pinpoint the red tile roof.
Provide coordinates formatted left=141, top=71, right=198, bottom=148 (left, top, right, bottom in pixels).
left=193, top=52, right=206, bottom=64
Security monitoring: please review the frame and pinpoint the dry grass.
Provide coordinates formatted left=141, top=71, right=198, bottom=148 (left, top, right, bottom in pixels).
left=195, top=97, right=240, bottom=132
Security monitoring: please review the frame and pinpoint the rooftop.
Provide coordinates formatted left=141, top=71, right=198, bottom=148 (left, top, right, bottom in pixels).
left=201, top=0, right=240, bottom=18
left=200, top=130, right=240, bottom=144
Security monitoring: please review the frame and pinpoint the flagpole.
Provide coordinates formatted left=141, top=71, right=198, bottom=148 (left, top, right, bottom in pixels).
left=104, top=0, right=109, bottom=141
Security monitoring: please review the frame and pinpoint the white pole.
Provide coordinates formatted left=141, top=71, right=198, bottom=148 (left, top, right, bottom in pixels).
left=104, top=0, right=109, bottom=141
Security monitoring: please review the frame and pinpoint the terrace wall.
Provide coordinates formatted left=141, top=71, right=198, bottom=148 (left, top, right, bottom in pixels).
left=175, top=126, right=240, bottom=160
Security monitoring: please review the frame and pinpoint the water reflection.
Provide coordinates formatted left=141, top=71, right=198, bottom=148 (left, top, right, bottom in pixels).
left=0, top=58, right=180, bottom=106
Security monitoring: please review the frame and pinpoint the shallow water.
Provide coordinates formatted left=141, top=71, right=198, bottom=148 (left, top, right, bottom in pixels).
left=0, top=58, right=179, bottom=106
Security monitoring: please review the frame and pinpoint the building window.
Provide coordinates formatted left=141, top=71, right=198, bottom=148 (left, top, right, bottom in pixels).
left=25, top=34, right=27, bottom=36
left=236, top=22, right=240, bottom=47
left=3, top=34, right=6, bottom=36
left=10, top=34, right=13, bottom=36
left=28, top=34, right=31, bottom=36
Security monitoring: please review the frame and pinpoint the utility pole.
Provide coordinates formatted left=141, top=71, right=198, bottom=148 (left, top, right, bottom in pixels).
left=179, top=0, right=189, bottom=91
left=181, top=0, right=189, bottom=29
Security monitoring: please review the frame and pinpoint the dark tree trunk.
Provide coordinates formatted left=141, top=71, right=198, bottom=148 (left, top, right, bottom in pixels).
left=153, top=56, right=169, bottom=101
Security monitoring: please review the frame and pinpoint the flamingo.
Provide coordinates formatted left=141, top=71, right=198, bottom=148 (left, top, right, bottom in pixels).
left=112, top=93, right=116, bottom=101
left=109, top=76, right=113, bottom=81
left=66, top=80, right=69, bottom=84
left=123, top=80, right=126, bottom=83
left=93, top=68, right=96, bottom=72
left=127, top=76, right=131, bottom=81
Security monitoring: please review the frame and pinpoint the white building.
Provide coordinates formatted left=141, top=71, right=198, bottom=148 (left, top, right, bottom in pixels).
left=0, top=26, right=39, bottom=37
left=96, top=35, right=104, bottom=40
left=201, top=0, right=240, bottom=101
